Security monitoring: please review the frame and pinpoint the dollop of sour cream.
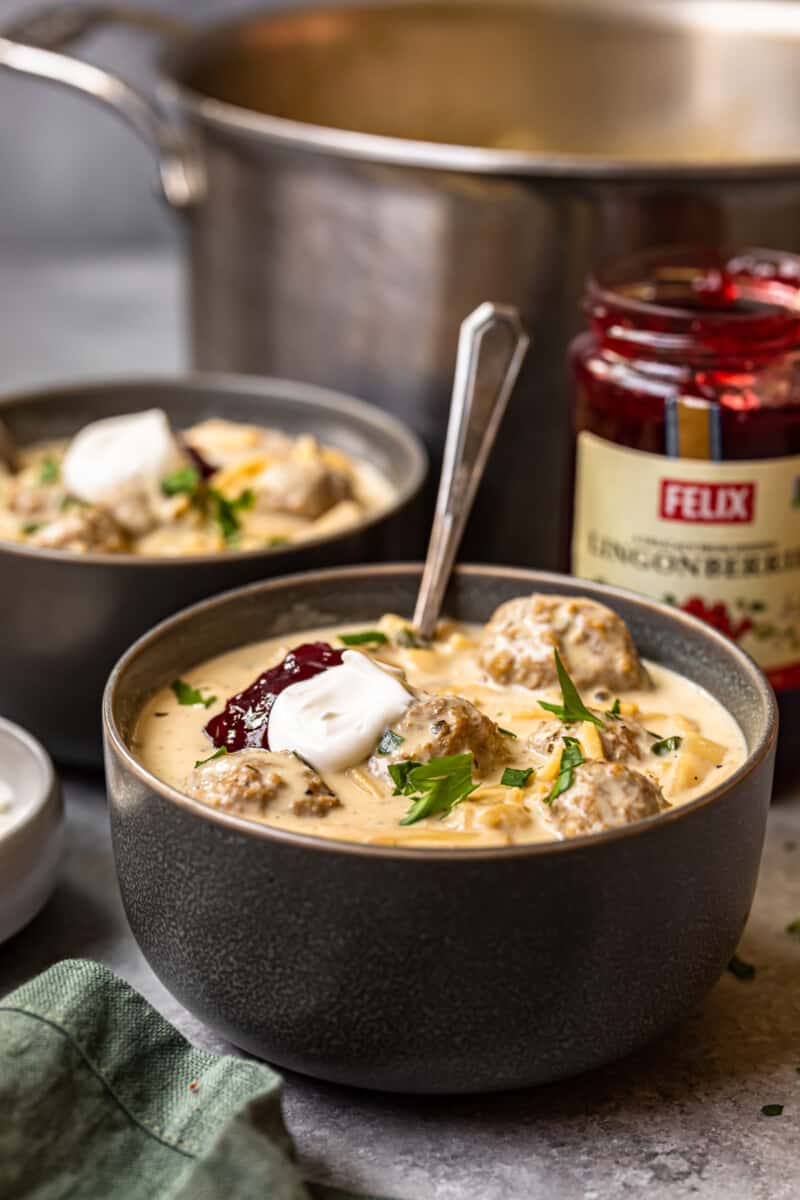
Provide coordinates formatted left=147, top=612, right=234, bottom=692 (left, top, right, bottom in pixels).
left=268, top=650, right=412, bottom=772
left=62, top=409, right=183, bottom=505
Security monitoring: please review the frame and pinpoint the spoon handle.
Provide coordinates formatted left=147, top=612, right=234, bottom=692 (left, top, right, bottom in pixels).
left=413, top=302, right=530, bottom=640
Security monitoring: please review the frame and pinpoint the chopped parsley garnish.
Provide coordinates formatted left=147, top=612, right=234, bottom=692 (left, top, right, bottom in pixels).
left=761, top=1104, right=783, bottom=1117
left=59, top=494, right=86, bottom=511
left=498, top=726, right=518, bottom=739
left=651, top=736, right=683, bottom=756
left=501, top=766, right=534, bottom=788
left=171, top=678, right=217, bottom=708
left=785, top=917, right=800, bottom=940
left=607, top=698, right=622, bottom=719
left=208, top=487, right=254, bottom=544
left=39, top=456, right=59, bottom=484
left=388, top=760, right=418, bottom=792
left=267, top=536, right=289, bottom=548
left=539, top=649, right=605, bottom=729
left=377, top=729, right=404, bottom=755
left=161, top=465, right=200, bottom=497
left=194, top=746, right=227, bottom=768
left=340, top=630, right=388, bottom=646
left=546, top=736, right=584, bottom=804
left=160, top=468, right=253, bottom=545
left=395, top=626, right=425, bottom=648
left=21, top=521, right=42, bottom=535
left=390, top=752, right=478, bottom=826
left=727, top=954, right=756, bottom=981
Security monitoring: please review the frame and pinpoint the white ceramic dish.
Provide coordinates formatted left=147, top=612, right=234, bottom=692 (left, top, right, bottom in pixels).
left=0, top=715, right=62, bottom=943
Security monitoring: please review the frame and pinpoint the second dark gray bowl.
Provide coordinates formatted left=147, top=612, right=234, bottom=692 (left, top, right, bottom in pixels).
left=104, top=565, right=776, bottom=1094
left=0, top=375, right=425, bottom=764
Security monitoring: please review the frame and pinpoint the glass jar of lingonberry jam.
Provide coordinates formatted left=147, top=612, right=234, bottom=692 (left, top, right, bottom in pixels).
left=569, top=246, right=800, bottom=785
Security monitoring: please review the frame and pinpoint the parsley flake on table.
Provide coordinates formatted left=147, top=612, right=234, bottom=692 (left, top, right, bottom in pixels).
left=761, top=1104, right=784, bottom=1117
left=340, top=630, right=389, bottom=646
left=785, top=917, right=800, bottom=940
left=727, top=954, right=756, bottom=981
left=390, top=753, right=478, bottom=826
left=546, top=736, right=584, bottom=804
left=171, top=679, right=217, bottom=708
left=539, top=649, right=605, bottom=729
left=501, top=767, right=534, bottom=788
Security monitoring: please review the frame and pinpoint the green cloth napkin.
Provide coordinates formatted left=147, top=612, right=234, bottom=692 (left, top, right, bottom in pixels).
left=0, top=959, right=386, bottom=1200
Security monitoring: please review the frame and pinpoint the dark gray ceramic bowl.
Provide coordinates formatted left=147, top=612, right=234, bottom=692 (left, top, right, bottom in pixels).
left=104, top=564, right=777, bottom=1094
left=0, top=376, right=425, bottom=764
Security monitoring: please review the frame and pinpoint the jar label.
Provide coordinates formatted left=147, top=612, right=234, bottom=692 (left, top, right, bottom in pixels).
left=572, top=432, right=800, bottom=690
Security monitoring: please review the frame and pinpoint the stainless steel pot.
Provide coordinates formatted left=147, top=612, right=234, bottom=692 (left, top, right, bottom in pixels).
left=6, top=1, right=800, bottom=568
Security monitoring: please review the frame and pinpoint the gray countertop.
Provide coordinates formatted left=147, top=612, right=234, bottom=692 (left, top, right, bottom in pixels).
left=2, top=248, right=800, bottom=1199
left=3, top=771, right=800, bottom=1200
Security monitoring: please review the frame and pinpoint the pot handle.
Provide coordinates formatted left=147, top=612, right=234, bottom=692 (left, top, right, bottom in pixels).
left=0, top=5, right=202, bottom=208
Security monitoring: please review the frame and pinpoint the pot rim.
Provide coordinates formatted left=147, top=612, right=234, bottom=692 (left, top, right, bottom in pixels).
left=0, top=372, right=427, bottom=569
left=159, top=0, right=800, bottom=182
left=103, top=562, right=778, bottom=861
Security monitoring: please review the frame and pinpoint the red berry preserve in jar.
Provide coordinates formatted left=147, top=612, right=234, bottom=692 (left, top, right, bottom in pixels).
left=569, top=247, right=800, bottom=785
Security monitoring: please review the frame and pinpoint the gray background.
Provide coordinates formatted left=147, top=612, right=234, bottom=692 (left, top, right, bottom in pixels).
left=0, top=0, right=285, bottom=249
left=0, top=0, right=258, bottom=390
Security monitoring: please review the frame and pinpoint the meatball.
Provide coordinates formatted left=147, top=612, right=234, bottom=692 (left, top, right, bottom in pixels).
left=369, top=693, right=508, bottom=781
left=527, top=713, right=652, bottom=763
left=479, top=593, right=647, bottom=692
left=544, top=760, right=666, bottom=839
left=30, top=505, right=127, bottom=553
left=184, top=749, right=340, bottom=819
left=183, top=418, right=293, bottom=466
left=255, top=460, right=352, bottom=520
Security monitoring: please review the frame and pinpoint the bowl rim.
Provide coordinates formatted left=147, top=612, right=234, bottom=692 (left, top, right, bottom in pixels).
left=0, top=714, right=59, bottom=850
left=103, top=562, right=778, bottom=861
left=0, top=371, right=427, bottom=568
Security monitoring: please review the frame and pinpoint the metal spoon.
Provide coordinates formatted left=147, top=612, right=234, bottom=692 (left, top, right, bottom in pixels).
left=412, top=302, right=530, bottom=640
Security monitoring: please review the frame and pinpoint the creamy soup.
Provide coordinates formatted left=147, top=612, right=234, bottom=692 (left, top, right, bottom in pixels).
left=135, top=594, right=747, bottom=848
left=0, top=412, right=392, bottom=555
